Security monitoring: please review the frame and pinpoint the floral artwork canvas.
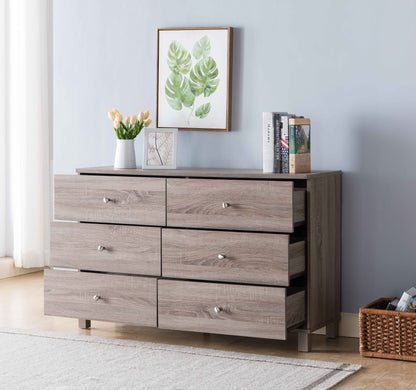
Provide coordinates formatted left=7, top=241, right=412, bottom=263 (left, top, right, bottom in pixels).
left=157, top=28, right=233, bottom=131
left=142, top=128, right=178, bottom=169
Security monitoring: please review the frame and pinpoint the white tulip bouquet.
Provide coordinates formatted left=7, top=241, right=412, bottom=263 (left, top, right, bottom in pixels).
left=108, top=109, right=152, bottom=139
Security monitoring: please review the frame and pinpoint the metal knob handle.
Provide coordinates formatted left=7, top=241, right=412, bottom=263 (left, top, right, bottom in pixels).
left=93, top=295, right=101, bottom=301
left=217, top=254, right=226, bottom=260
left=97, top=245, right=105, bottom=252
left=214, top=306, right=222, bottom=313
left=103, top=197, right=111, bottom=203
left=222, top=202, right=229, bottom=209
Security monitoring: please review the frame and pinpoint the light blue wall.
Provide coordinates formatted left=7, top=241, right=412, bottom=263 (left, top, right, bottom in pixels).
left=54, top=0, right=416, bottom=312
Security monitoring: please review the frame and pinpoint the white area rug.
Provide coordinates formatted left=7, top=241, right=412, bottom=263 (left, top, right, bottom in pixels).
left=0, top=328, right=360, bottom=390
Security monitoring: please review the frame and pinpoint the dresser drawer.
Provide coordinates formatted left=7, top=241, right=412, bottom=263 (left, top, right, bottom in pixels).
left=44, top=270, right=157, bottom=326
left=162, top=229, right=305, bottom=286
left=167, top=179, right=305, bottom=232
left=158, top=280, right=305, bottom=339
left=51, top=222, right=161, bottom=276
left=54, top=175, right=165, bottom=225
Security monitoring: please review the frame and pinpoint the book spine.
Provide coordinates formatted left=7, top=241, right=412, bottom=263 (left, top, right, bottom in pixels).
left=280, top=115, right=291, bottom=174
left=289, top=123, right=296, bottom=174
left=273, top=113, right=281, bottom=173
left=262, top=112, right=274, bottom=173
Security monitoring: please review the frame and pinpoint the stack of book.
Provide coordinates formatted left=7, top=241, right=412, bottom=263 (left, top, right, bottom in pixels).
left=262, top=112, right=311, bottom=174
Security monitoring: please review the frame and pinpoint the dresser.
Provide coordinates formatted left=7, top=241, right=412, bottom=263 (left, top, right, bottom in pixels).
left=44, top=167, right=341, bottom=352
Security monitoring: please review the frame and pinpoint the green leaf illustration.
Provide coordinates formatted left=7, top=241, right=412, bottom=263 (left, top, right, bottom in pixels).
left=167, top=41, right=192, bottom=74
left=192, top=36, right=211, bottom=60
left=195, top=103, right=211, bottom=119
left=165, top=72, right=195, bottom=111
left=189, top=57, right=220, bottom=97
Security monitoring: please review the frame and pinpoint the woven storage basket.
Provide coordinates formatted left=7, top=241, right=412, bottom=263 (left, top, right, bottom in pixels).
left=359, top=298, right=416, bottom=361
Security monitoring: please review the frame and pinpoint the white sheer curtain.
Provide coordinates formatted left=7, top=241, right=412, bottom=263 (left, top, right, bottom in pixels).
left=1, top=0, right=52, bottom=267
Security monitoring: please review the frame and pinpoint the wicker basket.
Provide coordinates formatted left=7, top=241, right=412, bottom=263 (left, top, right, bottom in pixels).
left=359, top=298, right=416, bottom=361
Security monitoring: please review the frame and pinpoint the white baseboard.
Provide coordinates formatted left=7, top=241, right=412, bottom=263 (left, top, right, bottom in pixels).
left=313, top=312, right=359, bottom=338
left=0, top=257, right=44, bottom=280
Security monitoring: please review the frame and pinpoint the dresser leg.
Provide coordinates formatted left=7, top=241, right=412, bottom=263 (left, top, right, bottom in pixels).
left=78, top=319, right=91, bottom=329
left=326, top=320, right=339, bottom=339
left=297, top=332, right=311, bottom=352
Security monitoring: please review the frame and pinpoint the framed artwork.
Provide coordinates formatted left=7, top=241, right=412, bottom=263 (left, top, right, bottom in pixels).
left=142, top=128, right=178, bottom=169
left=157, top=27, right=233, bottom=132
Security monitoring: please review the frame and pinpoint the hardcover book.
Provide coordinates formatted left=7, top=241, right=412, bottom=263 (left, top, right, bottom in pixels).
left=289, top=117, right=311, bottom=174
left=280, top=114, right=294, bottom=174
left=262, top=112, right=287, bottom=173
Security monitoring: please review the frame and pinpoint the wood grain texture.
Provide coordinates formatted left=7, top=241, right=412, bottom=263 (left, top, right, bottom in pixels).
left=54, top=175, right=166, bottom=225
left=288, top=241, right=306, bottom=277
left=306, top=172, right=342, bottom=331
left=287, top=291, right=306, bottom=328
left=158, top=280, right=304, bottom=340
left=162, top=229, right=305, bottom=285
left=167, top=179, right=305, bottom=232
left=293, top=189, right=306, bottom=224
left=76, top=167, right=340, bottom=180
left=51, top=222, right=161, bottom=276
left=44, top=270, right=157, bottom=326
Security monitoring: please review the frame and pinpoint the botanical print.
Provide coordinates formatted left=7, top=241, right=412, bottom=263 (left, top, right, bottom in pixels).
left=146, top=132, right=175, bottom=166
left=165, top=36, right=219, bottom=123
left=158, top=29, right=230, bottom=130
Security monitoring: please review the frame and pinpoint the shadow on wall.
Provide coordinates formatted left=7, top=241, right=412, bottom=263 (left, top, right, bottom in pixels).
left=342, top=116, right=416, bottom=312
left=231, top=27, right=244, bottom=132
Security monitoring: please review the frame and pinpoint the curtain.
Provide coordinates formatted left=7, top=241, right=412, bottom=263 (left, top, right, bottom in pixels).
left=0, top=0, right=7, bottom=257
left=1, top=0, right=52, bottom=267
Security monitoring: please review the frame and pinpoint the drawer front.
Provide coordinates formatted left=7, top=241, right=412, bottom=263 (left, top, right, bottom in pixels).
left=158, top=280, right=305, bottom=339
left=51, top=222, right=161, bottom=276
left=54, top=175, right=165, bottom=225
left=162, top=229, right=305, bottom=286
left=44, top=270, right=157, bottom=326
left=167, top=179, right=305, bottom=232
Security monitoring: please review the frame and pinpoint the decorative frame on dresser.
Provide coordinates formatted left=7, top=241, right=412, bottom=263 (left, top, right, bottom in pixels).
left=45, top=167, right=341, bottom=352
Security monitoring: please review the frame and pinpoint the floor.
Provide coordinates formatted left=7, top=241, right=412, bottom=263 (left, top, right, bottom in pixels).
left=0, top=272, right=413, bottom=389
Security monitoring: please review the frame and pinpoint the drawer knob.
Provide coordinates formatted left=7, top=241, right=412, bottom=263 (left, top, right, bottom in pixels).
left=214, top=306, right=222, bottom=313
left=217, top=254, right=226, bottom=260
left=222, top=202, right=229, bottom=209
left=93, top=295, right=101, bottom=301
left=97, top=245, right=105, bottom=252
left=103, top=197, right=111, bottom=203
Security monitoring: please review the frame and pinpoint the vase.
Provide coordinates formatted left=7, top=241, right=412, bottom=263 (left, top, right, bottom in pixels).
left=114, top=139, right=136, bottom=169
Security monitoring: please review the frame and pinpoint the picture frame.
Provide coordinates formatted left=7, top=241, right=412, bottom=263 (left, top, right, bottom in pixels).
left=157, top=27, right=233, bottom=132
left=142, top=128, right=178, bottom=169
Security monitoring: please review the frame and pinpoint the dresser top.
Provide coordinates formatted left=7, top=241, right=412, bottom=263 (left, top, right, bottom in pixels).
left=76, top=166, right=341, bottom=180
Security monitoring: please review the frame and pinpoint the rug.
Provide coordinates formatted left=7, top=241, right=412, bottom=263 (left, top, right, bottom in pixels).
left=0, top=328, right=360, bottom=389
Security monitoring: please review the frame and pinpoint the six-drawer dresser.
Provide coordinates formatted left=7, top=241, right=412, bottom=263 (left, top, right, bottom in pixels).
left=45, top=167, right=341, bottom=352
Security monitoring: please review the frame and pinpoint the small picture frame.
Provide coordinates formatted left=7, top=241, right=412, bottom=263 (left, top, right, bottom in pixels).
left=142, top=128, right=178, bottom=169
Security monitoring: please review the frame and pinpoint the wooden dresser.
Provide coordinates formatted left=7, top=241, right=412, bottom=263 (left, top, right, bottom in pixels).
left=45, top=167, right=341, bottom=352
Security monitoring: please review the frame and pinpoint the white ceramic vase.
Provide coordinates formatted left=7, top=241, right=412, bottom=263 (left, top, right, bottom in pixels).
left=114, top=139, right=136, bottom=169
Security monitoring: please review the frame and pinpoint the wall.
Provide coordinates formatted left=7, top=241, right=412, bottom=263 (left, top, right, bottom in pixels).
left=53, top=0, right=416, bottom=313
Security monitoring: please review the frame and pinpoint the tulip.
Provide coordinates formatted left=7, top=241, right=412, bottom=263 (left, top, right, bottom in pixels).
left=115, top=113, right=122, bottom=122
left=125, top=116, right=130, bottom=125
left=114, top=120, right=121, bottom=129
left=138, top=111, right=145, bottom=121
left=143, top=111, right=150, bottom=120
left=108, top=111, right=115, bottom=121
left=131, top=115, right=137, bottom=125
left=144, top=118, right=152, bottom=127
